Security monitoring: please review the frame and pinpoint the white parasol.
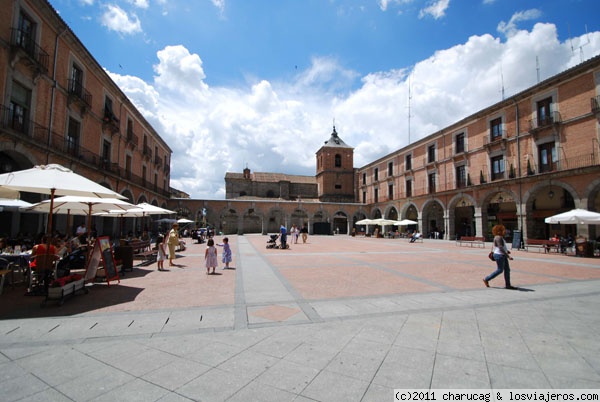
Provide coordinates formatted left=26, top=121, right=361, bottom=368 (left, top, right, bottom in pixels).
left=0, top=164, right=125, bottom=235
left=24, top=196, right=136, bottom=239
left=544, top=209, right=600, bottom=225
left=396, top=219, right=418, bottom=226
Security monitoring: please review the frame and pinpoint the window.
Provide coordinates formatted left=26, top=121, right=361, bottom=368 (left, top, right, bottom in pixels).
left=405, top=154, right=412, bottom=171
left=335, top=184, right=342, bottom=189
left=388, top=184, right=393, bottom=200
left=9, top=81, right=31, bottom=132
left=127, top=119, right=134, bottom=139
left=104, top=97, right=115, bottom=120
left=66, top=117, right=80, bottom=156
left=374, top=188, right=378, bottom=203
left=69, top=64, right=84, bottom=98
left=142, top=165, right=147, bottom=185
left=539, top=142, right=557, bottom=173
left=490, top=117, right=503, bottom=140
left=406, top=179, right=412, bottom=198
left=102, top=140, right=111, bottom=170
left=362, top=191, right=366, bottom=203
left=388, top=161, right=393, bottom=176
left=362, top=172, right=366, bottom=185
left=374, top=168, right=379, bottom=181
left=16, top=12, right=36, bottom=55
left=537, top=97, right=553, bottom=126
left=335, top=154, right=341, bottom=168
left=125, top=155, right=132, bottom=179
left=456, top=165, right=466, bottom=188
left=428, top=172, right=436, bottom=193
left=428, top=144, right=436, bottom=163
left=491, top=155, right=505, bottom=181
left=455, top=132, right=465, bottom=154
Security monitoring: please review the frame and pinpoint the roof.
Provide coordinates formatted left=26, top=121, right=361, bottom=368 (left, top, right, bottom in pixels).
left=322, top=126, right=352, bottom=149
left=225, top=171, right=316, bottom=184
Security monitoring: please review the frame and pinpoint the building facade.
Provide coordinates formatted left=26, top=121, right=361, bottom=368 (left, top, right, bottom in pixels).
left=357, top=55, right=600, bottom=242
left=1, top=0, right=172, bottom=237
left=174, top=56, right=600, bottom=241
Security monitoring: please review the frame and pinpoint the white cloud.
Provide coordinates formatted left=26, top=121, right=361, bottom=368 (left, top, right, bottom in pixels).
left=127, top=0, right=149, bottom=9
left=109, top=23, right=600, bottom=199
left=211, top=0, right=225, bottom=13
left=419, top=0, right=450, bottom=20
left=497, top=9, right=542, bottom=37
left=101, top=4, right=142, bottom=35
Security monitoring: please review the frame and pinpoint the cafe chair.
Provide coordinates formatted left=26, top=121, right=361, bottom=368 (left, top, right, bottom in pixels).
left=0, top=257, right=16, bottom=295
left=29, top=254, right=60, bottom=295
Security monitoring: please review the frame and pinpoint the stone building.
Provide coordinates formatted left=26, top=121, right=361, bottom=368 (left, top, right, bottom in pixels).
left=225, top=168, right=317, bottom=200
left=174, top=55, right=600, bottom=242
left=0, top=0, right=172, bottom=237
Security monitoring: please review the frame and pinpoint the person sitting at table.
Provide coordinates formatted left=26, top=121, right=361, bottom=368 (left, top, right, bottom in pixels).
left=29, top=235, right=59, bottom=293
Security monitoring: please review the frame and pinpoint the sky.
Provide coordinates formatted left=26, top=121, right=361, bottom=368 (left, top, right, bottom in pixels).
left=47, top=0, right=600, bottom=199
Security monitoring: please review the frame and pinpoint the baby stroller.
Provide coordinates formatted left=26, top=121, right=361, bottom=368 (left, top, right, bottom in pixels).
left=266, top=234, right=279, bottom=249
left=266, top=234, right=290, bottom=249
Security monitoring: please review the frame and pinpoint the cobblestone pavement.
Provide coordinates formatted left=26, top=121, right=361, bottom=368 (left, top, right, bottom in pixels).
left=1, top=235, right=599, bottom=401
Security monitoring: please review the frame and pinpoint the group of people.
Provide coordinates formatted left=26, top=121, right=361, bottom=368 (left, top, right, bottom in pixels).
left=155, top=223, right=233, bottom=274
left=278, top=223, right=309, bottom=249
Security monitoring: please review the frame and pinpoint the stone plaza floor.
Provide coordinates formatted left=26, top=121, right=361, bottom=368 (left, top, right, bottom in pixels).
left=0, top=234, right=599, bottom=400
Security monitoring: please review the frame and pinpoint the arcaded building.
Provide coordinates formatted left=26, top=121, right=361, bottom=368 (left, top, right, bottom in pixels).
left=176, top=56, right=600, bottom=241
left=0, top=0, right=172, bottom=237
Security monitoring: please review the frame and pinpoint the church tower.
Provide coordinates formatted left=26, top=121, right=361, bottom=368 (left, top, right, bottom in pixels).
left=316, top=126, right=355, bottom=202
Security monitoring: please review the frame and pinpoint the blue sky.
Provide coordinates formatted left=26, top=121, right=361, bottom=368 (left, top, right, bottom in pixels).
left=48, top=0, right=600, bottom=199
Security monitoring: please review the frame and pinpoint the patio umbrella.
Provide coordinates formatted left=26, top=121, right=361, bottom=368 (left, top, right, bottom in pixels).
left=396, top=219, right=418, bottom=226
left=24, top=196, right=136, bottom=240
left=177, top=218, right=194, bottom=224
left=0, top=198, right=33, bottom=210
left=356, top=218, right=376, bottom=225
left=0, top=164, right=125, bottom=235
left=99, top=203, right=175, bottom=237
left=544, top=209, right=600, bottom=225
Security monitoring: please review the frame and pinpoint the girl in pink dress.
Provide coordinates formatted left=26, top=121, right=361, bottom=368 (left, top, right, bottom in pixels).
left=205, top=238, right=218, bottom=275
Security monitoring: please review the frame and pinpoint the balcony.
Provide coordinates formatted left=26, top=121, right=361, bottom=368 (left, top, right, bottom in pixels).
left=528, top=111, right=561, bottom=139
left=592, top=96, right=600, bottom=115
left=102, top=110, right=120, bottom=134
left=483, top=130, right=507, bottom=151
left=10, top=28, right=49, bottom=75
left=0, top=104, right=31, bottom=136
left=125, top=130, right=139, bottom=149
left=154, top=156, right=163, bottom=168
left=142, top=145, right=152, bottom=160
left=67, top=79, right=92, bottom=113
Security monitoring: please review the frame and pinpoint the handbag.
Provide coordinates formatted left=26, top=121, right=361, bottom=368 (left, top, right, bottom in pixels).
left=488, top=251, right=494, bottom=261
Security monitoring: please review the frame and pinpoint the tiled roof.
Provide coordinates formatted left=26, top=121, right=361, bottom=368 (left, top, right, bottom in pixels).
left=225, top=171, right=316, bottom=184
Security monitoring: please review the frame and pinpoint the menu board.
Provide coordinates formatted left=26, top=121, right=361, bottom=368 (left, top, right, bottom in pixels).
left=84, top=236, right=120, bottom=286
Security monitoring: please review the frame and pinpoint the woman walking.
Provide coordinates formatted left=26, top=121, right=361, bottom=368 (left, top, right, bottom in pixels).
left=483, top=224, right=516, bottom=289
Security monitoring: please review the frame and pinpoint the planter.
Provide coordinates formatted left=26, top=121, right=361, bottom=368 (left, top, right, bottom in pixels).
left=44, top=278, right=87, bottom=306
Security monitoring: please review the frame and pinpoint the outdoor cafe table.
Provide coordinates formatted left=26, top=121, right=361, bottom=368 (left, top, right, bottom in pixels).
left=0, top=252, right=31, bottom=288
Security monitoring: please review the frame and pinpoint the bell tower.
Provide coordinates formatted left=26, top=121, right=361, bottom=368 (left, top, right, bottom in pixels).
left=316, top=126, right=355, bottom=202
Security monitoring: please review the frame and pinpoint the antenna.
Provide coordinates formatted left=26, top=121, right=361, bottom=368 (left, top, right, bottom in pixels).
left=499, top=64, right=505, bottom=100
left=568, top=23, right=575, bottom=55
left=579, top=24, right=591, bottom=63
left=407, top=72, right=412, bottom=144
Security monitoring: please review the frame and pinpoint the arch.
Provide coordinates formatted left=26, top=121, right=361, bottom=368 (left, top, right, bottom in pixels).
left=421, top=198, right=444, bottom=238
left=523, top=180, right=577, bottom=240
left=219, top=207, right=239, bottom=235
left=335, top=153, right=342, bottom=167
left=332, top=210, right=348, bottom=234
left=384, top=205, right=398, bottom=220
left=243, top=207, right=264, bottom=234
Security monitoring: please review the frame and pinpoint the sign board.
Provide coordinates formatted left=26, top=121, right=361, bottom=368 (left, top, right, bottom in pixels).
left=512, top=229, right=522, bottom=250
left=84, top=236, right=120, bottom=286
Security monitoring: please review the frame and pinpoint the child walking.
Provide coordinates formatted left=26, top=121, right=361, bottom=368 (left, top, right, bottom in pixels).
left=205, top=238, right=218, bottom=275
left=156, top=234, right=167, bottom=271
left=217, top=237, right=232, bottom=269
